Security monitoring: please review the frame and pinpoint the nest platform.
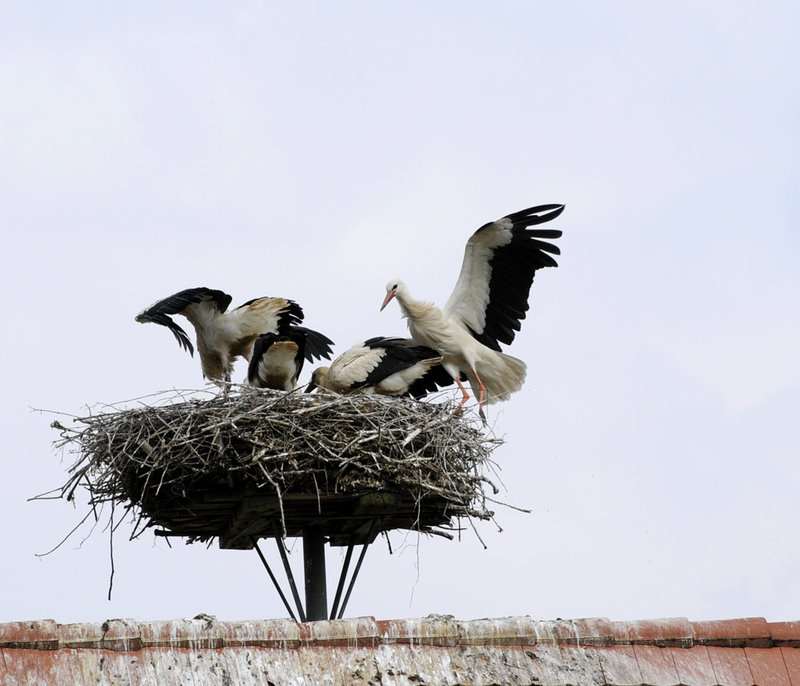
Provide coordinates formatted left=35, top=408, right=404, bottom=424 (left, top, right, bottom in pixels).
left=51, top=388, right=502, bottom=550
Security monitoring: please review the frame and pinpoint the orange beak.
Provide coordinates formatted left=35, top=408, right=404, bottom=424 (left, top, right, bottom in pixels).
left=380, top=291, right=395, bottom=311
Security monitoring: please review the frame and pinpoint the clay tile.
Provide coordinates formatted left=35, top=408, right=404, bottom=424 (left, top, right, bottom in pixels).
left=412, top=614, right=460, bottom=647
left=780, top=646, right=800, bottom=678
left=375, top=618, right=416, bottom=644
left=745, top=647, right=792, bottom=685
left=597, top=644, right=642, bottom=684
left=693, top=618, right=771, bottom=648
left=612, top=617, right=693, bottom=647
left=705, top=646, right=754, bottom=685
left=457, top=616, right=535, bottom=647
left=376, top=616, right=460, bottom=646
left=219, top=618, right=301, bottom=648
left=544, top=645, right=606, bottom=683
left=669, top=645, right=718, bottom=685
left=100, top=619, right=142, bottom=651
left=59, top=622, right=106, bottom=649
left=769, top=621, right=800, bottom=647
left=306, top=616, right=378, bottom=647
left=529, top=619, right=562, bottom=644
left=0, top=620, right=58, bottom=650
left=570, top=617, right=614, bottom=646
left=139, top=617, right=222, bottom=650
left=633, top=644, right=680, bottom=684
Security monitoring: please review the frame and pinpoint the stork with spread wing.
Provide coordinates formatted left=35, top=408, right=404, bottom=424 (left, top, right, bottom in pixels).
left=381, top=204, right=564, bottom=420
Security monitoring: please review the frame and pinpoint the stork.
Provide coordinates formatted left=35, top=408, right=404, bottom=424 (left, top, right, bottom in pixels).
left=247, top=326, right=335, bottom=390
left=380, top=203, right=564, bottom=421
left=305, top=336, right=454, bottom=398
left=135, top=287, right=304, bottom=383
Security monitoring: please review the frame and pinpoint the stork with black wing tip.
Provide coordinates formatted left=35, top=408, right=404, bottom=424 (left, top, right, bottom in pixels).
left=247, top=326, right=335, bottom=391
left=305, top=336, right=455, bottom=399
left=380, top=203, right=564, bottom=422
left=135, top=287, right=305, bottom=383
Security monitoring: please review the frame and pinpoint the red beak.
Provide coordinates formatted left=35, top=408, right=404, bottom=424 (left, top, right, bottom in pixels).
left=380, top=291, right=395, bottom=311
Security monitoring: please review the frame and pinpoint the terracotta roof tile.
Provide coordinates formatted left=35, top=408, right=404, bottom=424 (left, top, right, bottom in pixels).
left=706, top=645, right=755, bottom=685
left=1, top=615, right=799, bottom=685
left=572, top=616, right=616, bottom=646
left=694, top=617, right=772, bottom=648
left=633, top=644, right=680, bottom=685
left=670, top=645, right=718, bottom=686
left=529, top=643, right=606, bottom=685
left=771, top=621, right=800, bottom=647
left=780, top=646, right=800, bottom=685
left=612, top=617, right=694, bottom=647
left=597, top=644, right=642, bottom=684
left=0, top=619, right=58, bottom=650
left=745, top=646, right=793, bottom=686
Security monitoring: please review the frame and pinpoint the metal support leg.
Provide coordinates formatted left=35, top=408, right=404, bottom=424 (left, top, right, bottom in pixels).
left=336, top=520, right=376, bottom=620
left=329, top=535, right=356, bottom=620
left=251, top=537, right=297, bottom=622
left=303, top=525, right=328, bottom=621
left=275, top=536, right=306, bottom=623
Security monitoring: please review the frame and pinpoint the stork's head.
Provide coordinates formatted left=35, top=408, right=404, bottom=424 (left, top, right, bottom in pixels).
left=381, top=280, right=404, bottom=311
left=305, top=367, right=330, bottom=393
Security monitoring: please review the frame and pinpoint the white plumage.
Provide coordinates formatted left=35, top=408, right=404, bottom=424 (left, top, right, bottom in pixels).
left=306, top=336, right=451, bottom=398
left=380, top=204, right=564, bottom=420
left=135, top=287, right=304, bottom=383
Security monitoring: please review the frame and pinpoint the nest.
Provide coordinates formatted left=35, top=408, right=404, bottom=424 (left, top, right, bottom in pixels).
left=48, top=388, right=505, bottom=549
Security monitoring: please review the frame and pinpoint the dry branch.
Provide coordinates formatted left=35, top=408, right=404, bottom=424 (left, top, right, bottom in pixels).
left=45, top=387, right=505, bottom=547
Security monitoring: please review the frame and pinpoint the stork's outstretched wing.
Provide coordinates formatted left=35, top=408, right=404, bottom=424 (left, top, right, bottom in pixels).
left=292, top=326, right=335, bottom=363
left=442, top=204, right=563, bottom=351
left=135, top=287, right=233, bottom=356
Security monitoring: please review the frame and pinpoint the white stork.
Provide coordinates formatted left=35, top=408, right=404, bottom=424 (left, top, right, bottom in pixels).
left=305, top=336, right=454, bottom=398
left=135, top=287, right=304, bottom=383
left=380, top=203, right=564, bottom=420
left=247, top=326, right=335, bottom=391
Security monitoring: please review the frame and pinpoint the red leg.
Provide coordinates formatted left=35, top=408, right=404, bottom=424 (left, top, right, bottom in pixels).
left=473, top=371, right=486, bottom=406
left=473, top=371, right=487, bottom=424
left=454, top=376, right=471, bottom=407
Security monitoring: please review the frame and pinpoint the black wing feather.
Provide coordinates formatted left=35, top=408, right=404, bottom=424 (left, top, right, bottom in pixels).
left=473, top=204, right=564, bottom=351
left=355, top=336, right=432, bottom=388
left=247, top=331, right=303, bottom=384
left=406, top=363, right=459, bottom=399
left=147, top=287, right=233, bottom=316
left=139, top=312, right=195, bottom=355
left=248, top=326, right=334, bottom=385
left=135, top=287, right=233, bottom=356
left=359, top=337, right=454, bottom=399
left=289, top=325, right=335, bottom=363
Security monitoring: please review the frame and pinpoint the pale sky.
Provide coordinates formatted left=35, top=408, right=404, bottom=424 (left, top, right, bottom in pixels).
left=2, top=2, right=798, bottom=625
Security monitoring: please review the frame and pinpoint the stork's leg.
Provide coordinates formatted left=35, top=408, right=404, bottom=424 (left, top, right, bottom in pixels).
left=454, top=376, right=471, bottom=409
left=473, top=370, right=487, bottom=425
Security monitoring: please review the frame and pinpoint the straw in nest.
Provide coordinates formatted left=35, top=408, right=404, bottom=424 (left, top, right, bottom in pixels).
left=46, top=387, right=506, bottom=549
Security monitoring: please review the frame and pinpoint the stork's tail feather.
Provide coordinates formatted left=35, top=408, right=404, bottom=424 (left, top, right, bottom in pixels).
left=475, top=352, right=527, bottom=404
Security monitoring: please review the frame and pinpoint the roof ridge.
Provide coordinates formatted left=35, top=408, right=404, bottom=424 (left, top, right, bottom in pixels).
left=1, top=616, right=798, bottom=652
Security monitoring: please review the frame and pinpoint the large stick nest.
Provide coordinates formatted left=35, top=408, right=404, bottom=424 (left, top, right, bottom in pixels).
left=48, top=388, right=505, bottom=548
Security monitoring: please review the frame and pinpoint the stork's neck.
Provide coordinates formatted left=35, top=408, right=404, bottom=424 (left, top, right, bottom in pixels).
left=394, top=288, right=436, bottom=321
left=394, top=291, right=448, bottom=341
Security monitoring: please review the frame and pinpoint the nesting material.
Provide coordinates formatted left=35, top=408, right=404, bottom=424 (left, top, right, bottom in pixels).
left=50, top=388, right=503, bottom=549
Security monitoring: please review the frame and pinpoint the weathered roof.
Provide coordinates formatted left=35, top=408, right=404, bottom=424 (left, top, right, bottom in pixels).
left=1, top=614, right=798, bottom=685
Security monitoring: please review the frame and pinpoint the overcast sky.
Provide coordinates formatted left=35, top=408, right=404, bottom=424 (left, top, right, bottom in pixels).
left=2, top=2, right=798, bottom=626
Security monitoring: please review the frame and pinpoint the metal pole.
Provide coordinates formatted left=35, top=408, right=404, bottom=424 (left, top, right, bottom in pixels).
left=274, top=536, right=306, bottom=623
left=303, top=525, right=328, bottom=621
left=337, top=521, right=376, bottom=620
left=251, top=537, right=297, bottom=622
left=329, top=535, right=356, bottom=620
